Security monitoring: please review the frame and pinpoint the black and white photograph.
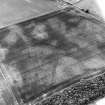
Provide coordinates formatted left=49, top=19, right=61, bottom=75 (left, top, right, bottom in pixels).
left=0, top=0, right=105, bottom=105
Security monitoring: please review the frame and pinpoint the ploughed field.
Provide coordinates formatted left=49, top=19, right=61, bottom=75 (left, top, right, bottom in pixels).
left=0, top=7, right=105, bottom=104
